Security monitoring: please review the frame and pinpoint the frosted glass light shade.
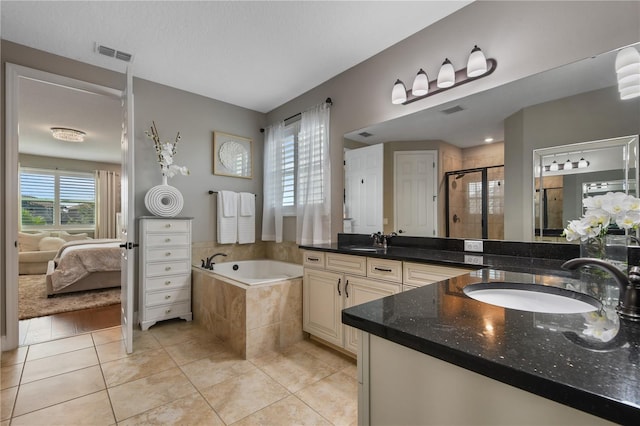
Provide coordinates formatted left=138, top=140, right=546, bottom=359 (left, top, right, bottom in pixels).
left=578, top=158, right=589, bottom=168
left=412, top=69, right=429, bottom=96
left=549, top=161, right=559, bottom=172
left=620, top=85, right=640, bottom=100
left=391, top=79, right=407, bottom=104
left=467, top=45, right=488, bottom=77
left=618, top=75, right=640, bottom=91
left=564, top=159, right=573, bottom=170
left=437, top=59, right=455, bottom=88
left=615, top=47, right=640, bottom=74
left=617, top=65, right=640, bottom=84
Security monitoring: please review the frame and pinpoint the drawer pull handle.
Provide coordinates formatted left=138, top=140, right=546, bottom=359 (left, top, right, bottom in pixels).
left=165, top=252, right=172, bottom=256
left=337, top=278, right=342, bottom=296
left=307, top=257, right=319, bottom=262
left=165, top=281, right=171, bottom=285
left=165, top=295, right=171, bottom=300
left=165, top=238, right=171, bottom=243
left=374, top=267, right=393, bottom=273
left=165, top=309, right=172, bottom=314
left=345, top=279, right=350, bottom=298
left=165, top=266, right=172, bottom=271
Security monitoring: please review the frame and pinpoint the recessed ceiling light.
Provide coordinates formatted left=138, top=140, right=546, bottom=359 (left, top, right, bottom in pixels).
left=51, top=127, right=86, bottom=142
left=484, top=137, right=494, bottom=143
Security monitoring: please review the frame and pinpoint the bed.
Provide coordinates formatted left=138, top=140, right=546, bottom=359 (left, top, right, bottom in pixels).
left=45, top=239, right=122, bottom=296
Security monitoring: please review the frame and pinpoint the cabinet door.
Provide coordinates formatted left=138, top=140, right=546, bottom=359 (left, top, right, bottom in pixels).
left=344, top=275, right=401, bottom=353
left=303, top=269, right=344, bottom=347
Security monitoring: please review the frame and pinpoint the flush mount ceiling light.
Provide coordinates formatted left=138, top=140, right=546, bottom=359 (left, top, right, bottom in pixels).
left=412, top=69, right=429, bottom=96
left=484, top=137, right=494, bottom=143
left=392, top=45, right=496, bottom=105
left=615, top=46, right=640, bottom=100
left=391, top=79, right=407, bottom=104
left=50, top=127, right=86, bottom=142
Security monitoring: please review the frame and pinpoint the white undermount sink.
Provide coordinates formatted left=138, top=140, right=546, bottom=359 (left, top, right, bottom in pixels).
left=463, top=282, right=602, bottom=314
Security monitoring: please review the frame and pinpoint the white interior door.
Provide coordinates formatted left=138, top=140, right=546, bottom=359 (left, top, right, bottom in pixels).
left=120, top=67, right=135, bottom=354
left=394, top=150, right=437, bottom=237
left=344, top=144, right=383, bottom=234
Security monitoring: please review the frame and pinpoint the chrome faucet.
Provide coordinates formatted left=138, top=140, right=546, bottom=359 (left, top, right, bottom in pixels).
left=201, top=253, right=227, bottom=270
left=562, top=257, right=640, bottom=321
left=370, top=231, right=397, bottom=248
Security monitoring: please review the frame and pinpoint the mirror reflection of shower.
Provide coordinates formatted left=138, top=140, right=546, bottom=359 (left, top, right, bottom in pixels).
left=446, top=166, right=505, bottom=239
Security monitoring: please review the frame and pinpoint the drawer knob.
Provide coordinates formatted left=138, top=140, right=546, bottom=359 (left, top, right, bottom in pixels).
left=165, top=309, right=172, bottom=314
left=165, top=224, right=172, bottom=228
left=165, top=266, right=172, bottom=271
left=165, top=295, right=171, bottom=300
left=165, top=252, right=172, bottom=256
left=165, top=238, right=171, bottom=243
left=165, top=281, right=171, bottom=285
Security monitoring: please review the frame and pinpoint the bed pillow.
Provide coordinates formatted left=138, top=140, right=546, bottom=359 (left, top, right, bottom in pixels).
left=38, top=237, right=66, bottom=251
left=18, top=231, right=51, bottom=251
left=58, top=232, right=91, bottom=242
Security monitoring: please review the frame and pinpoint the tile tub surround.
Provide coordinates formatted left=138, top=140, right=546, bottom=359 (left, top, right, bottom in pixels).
left=342, top=268, right=640, bottom=424
left=192, top=268, right=304, bottom=359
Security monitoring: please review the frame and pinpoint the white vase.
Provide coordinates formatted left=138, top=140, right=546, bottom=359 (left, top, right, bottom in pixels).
left=144, top=174, right=184, bottom=217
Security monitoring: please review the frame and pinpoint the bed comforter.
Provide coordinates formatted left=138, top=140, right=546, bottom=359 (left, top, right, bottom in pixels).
left=50, top=239, right=122, bottom=292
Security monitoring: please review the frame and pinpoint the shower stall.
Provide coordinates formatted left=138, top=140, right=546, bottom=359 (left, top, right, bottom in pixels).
left=445, top=165, right=504, bottom=239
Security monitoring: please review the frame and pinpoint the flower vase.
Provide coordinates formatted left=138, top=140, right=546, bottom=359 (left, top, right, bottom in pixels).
left=144, top=173, right=184, bottom=217
left=580, top=235, right=628, bottom=272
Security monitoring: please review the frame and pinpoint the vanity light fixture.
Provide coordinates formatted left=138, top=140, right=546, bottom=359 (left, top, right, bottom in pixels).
left=50, top=127, right=86, bottom=142
left=392, top=46, right=496, bottom=105
left=467, top=45, right=488, bottom=77
left=391, top=79, right=407, bottom=104
left=544, top=158, right=589, bottom=172
left=437, top=58, right=455, bottom=88
left=412, top=69, right=429, bottom=96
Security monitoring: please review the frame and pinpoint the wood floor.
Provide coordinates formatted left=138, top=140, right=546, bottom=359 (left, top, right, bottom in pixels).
left=19, top=303, right=121, bottom=346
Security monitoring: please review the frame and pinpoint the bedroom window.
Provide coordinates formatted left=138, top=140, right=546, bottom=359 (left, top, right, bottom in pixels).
left=20, top=168, right=96, bottom=230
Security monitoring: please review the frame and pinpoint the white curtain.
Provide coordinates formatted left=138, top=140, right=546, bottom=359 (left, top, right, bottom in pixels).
left=262, top=122, right=285, bottom=242
left=297, top=102, right=331, bottom=245
left=96, top=170, right=121, bottom=239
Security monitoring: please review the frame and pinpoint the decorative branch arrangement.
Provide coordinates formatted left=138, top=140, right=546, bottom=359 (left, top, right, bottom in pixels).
left=145, top=121, right=190, bottom=178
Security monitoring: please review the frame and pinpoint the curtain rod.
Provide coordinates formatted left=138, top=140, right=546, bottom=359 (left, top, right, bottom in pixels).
left=208, top=190, right=257, bottom=196
left=260, top=97, right=332, bottom=133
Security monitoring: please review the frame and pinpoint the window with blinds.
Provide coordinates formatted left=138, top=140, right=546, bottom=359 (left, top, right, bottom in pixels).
left=297, top=125, right=325, bottom=205
left=20, top=168, right=96, bottom=229
left=281, top=122, right=300, bottom=215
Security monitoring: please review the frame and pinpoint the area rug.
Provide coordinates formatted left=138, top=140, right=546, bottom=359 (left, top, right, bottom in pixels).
left=19, top=274, right=121, bottom=320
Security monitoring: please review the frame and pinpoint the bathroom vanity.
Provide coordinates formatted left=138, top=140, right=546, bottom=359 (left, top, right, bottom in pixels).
left=301, top=235, right=640, bottom=425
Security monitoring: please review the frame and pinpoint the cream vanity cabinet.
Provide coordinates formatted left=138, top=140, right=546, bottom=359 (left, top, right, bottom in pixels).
left=303, top=251, right=402, bottom=354
left=403, top=261, right=473, bottom=291
left=139, top=217, right=193, bottom=331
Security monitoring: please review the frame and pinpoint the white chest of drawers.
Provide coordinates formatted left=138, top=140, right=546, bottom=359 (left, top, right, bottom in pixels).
left=139, top=217, right=193, bottom=330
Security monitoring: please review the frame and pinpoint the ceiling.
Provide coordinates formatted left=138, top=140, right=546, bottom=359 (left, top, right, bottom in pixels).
left=2, top=1, right=472, bottom=164
left=1, top=1, right=471, bottom=113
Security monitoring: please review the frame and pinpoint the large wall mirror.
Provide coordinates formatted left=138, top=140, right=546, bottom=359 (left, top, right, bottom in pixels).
left=534, top=135, right=639, bottom=240
left=343, top=42, right=640, bottom=242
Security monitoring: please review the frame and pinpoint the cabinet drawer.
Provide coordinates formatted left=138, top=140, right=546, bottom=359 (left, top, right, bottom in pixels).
left=146, top=247, right=190, bottom=262
left=145, top=274, right=190, bottom=291
left=145, top=260, right=191, bottom=277
left=403, top=262, right=472, bottom=287
left=326, top=253, right=367, bottom=276
left=367, top=258, right=402, bottom=283
left=145, top=302, right=191, bottom=321
left=146, top=233, right=190, bottom=247
left=303, top=251, right=326, bottom=269
left=144, top=219, right=190, bottom=233
left=146, top=287, right=191, bottom=307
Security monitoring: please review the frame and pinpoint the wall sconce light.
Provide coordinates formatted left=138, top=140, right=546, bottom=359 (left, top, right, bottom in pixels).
left=50, top=127, right=86, bottom=142
left=615, top=46, right=640, bottom=100
left=392, top=45, right=497, bottom=105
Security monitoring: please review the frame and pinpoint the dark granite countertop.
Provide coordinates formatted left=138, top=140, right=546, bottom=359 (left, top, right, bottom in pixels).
left=300, top=239, right=640, bottom=424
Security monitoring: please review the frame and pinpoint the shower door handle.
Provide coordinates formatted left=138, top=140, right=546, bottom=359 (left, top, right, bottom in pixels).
left=453, top=214, right=461, bottom=223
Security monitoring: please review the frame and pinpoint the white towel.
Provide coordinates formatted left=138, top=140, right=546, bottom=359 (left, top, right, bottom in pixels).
left=217, top=192, right=238, bottom=244
left=238, top=192, right=255, bottom=244
left=220, top=190, right=237, bottom=218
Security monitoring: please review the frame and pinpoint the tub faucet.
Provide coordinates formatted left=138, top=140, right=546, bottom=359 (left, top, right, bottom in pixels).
left=201, top=253, right=227, bottom=270
left=562, top=257, right=640, bottom=321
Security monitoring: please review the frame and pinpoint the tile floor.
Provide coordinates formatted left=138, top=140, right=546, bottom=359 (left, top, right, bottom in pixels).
left=2, top=319, right=357, bottom=425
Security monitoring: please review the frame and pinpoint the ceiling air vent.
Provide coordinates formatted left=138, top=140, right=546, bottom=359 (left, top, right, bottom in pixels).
left=440, top=105, right=465, bottom=115
left=358, top=131, right=373, bottom=138
left=95, top=43, right=134, bottom=63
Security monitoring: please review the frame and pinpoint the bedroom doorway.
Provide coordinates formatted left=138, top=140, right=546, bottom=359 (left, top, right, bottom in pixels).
left=4, top=64, right=131, bottom=350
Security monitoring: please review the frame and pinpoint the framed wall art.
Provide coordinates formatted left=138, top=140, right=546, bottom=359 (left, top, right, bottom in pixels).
left=213, top=131, right=253, bottom=179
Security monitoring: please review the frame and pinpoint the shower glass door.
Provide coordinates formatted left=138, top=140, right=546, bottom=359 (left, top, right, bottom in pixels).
left=445, top=166, right=504, bottom=239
